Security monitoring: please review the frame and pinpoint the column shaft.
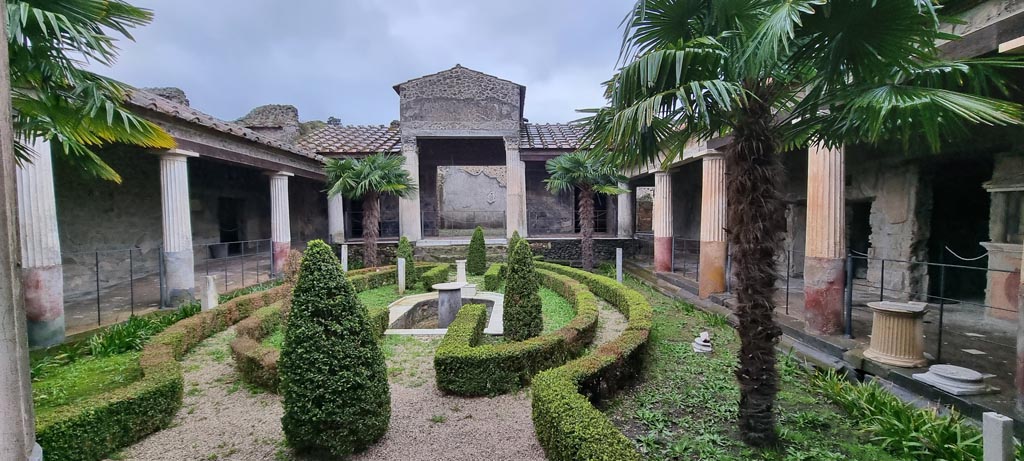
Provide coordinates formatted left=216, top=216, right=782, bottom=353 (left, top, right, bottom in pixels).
left=1017, top=244, right=1024, bottom=413
left=16, top=139, right=65, bottom=346
left=653, top=171, right=673, bottom=272
left=160, top=153, right=195, bottom=305
left=699, top=154, right=727, bottom=298
left=616, top=183, right=634, bottom=238
left=328, top=193, right=345, bottom=243
left=505, top=137, right=527, bottom=238
left=270, top=172, right=292, bottom=276
left=398, top=137, right=422, bottom=241
left=803, top=144, right=846, bottom=334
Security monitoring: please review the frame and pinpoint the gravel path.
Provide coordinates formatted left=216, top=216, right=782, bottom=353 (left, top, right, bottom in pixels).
left=594, top=299, right=628, bottom=346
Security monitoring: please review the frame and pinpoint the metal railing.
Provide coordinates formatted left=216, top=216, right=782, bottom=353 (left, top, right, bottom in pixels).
left=422, top=210, right=506, bottom=237
left=345, top=211, right=400, bottom=240
left=195, top=239, right=274, bottom=298
left=671, top=238, right=701, bottom=280
left=528, top=210, right=613, bottom=237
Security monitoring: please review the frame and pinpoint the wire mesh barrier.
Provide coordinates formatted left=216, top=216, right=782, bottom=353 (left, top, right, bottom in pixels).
left=527, top=210, right=614, bottom=237
left=422, top=210, right=506, bottom=238
left=635, top=232, right=654, bottom=262
left=345, top=211, right=400, bottom=240
left=671, top=238, right=701, bottom=280
left=60, top=239, right=278, bottom=335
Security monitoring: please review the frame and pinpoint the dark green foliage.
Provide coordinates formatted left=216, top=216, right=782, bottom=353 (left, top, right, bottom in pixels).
left=483, top=263, right=506, bottom=291
left=396, top=236, right=418, bottom=285
left=86, top=304, right=200, bottom=357
left=434, top=269, right=598, bottom=396
left=507, top=230, right=522, bottom=260
left=467, top=226, right=487, bottom=275
left=419, top=263, right=451, bottom=291
left=504, top=240, right=543, bottom=341
left=279, top=240, right=390, bottom=457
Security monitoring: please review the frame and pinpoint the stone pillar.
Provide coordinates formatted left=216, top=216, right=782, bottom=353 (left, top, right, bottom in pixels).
left=328, top=193, right=345, bottom=243
left=201, top=276, right=218, bottom=311
left=397, top=258, right=407, bottom=295
left=456, top=259, right=467, bottom=284
left=398, top=136, right=422, bottom=241
left=16, top=139, right=65, bottom=347
left=616, top=183, right=634, bottom=238
left=1, top=12, right=42, bottom=455
left=505, top=136, right=527, bottom=238
left=1016, top=245, right=1024, bottom=413
left=269, top=172, right=292, bottom=277
left=699, top=154, right=727, bottom=298
left=340, top=244, right=349, bottom=272
left=803, top=144, right=845, bottom=334
left=653, top=171, right=673, bottom=272
left=983, top=412, right=1013, bottom=461
left=159, top=150, right=197, bottom=305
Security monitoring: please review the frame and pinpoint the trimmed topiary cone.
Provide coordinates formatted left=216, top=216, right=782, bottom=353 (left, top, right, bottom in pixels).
left=467, top=226, right=487, bottom=276
left=503, top=239, right=542, bottom=341
left=396, top=235, right=418, bottom=285
left=507, top=230, right=522, bottom=261
left=279, top=240, right=390, bottom=456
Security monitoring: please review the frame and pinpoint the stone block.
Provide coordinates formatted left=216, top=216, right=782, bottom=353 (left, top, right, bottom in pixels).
left=201, top=275, right=218, bottom=311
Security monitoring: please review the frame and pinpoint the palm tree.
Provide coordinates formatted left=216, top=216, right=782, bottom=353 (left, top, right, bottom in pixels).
left=588, top=0, right=1024, bottom=448
left=544, top=151, right=626, bottom=271
left=9, top=0, right=174, bottom=182
left=326, top=153, right=417, bottom=268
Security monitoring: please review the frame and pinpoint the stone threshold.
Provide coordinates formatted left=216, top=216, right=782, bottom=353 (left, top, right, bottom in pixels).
left=623, top=261, right=1024, bottom=438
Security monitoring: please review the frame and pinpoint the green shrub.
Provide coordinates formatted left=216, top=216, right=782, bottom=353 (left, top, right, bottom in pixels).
left=420, top=263, right=451, bottom=291
left=279, top=240, right=390, bottom=457
left=467, top=226, right=487, bottom=275
left=507, top=230, right=522, bottom=260
left=504, top=239, right=542, bottom=341
left=434, top=269, right=598, bottom=396
left=483, top=263, right=506, bottom=291
left=396, top=236, right=418, bottom=286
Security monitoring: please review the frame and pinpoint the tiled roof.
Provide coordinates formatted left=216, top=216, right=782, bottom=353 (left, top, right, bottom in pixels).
left=519, top=123, right=587, bottom=150
left=125, top=89, right=322, bottom=161
left=299, top=122, right=587, bottom=154
left=297, top=124, right=401, bottom=154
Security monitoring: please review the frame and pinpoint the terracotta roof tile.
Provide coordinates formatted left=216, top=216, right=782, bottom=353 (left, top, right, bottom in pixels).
left=125, top=89, right=323, bottom=162
left=519, top=123, right=587, bottom=150
left=299, top=122, right=587, bottom=154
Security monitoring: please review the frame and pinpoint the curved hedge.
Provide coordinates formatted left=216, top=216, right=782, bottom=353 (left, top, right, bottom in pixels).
left=433, top=268, right=598, bottom=396
left=530, top=261, right=652, bottom=461
left=483, top=263, right=505, bottom=291
left=230, top=266, right=412, bottom=392
left=36, top=283, right=293, bottom=461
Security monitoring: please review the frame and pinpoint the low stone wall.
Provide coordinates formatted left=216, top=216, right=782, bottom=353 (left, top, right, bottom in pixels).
left=529, top=238, right=638, bottom=264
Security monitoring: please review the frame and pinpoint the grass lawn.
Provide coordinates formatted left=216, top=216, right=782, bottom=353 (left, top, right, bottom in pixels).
left=540, top=287, right=574, bottom=333
left=33, top=352, right=143, bottom=413
left=357, top=284, right=427, bottom=311
left=606, top=276, right=899, bottom=461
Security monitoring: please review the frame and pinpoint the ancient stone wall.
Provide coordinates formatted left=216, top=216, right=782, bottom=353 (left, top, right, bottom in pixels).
left=525, top=162, right=574, bottom=235
left=237, top=104, right=302, bottom=144
left=398, top=66, right=521, bottom=135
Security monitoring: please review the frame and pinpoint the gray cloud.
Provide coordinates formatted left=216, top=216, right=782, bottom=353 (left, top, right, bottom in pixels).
left=101, top=0, right=632, bottom=125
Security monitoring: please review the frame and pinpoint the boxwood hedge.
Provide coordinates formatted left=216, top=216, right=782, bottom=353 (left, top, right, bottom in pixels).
left=433, top=268, right=598, bottom=396
left=483, top=263, right=505, bottom=291
left=35, top=282, right=293, bottom=461
left=529, top=261, right=652, bottom=461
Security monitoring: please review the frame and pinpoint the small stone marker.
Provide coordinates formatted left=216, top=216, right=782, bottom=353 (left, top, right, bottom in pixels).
left=616, top=247, right=623, bottom=283
left=912, top=364, right=998, bottom=395
left=692, top=331, right=712, bottom=353
left=340, top=244, right=349, bottom=272
left=983, top=412, right=1013, bottom=461
left=456, top=259, right=467, bottom=284
left=201, top=275, right=218, bottom=311
left=397, top=257, right=406, bottom=295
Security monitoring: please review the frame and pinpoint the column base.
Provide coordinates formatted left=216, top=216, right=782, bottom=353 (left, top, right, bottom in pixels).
left=163, top=249, right=195, bottom=306
left=273, top=241, right=291, bottom=277
left=698, top=241, right=727, bottom=298
left=654, top=237, right=672, bottom=273
left=22, top=265, right=65, bottom=347
left=804, top=256, right=845, bottom=335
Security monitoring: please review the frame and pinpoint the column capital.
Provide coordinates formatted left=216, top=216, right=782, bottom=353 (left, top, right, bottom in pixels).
left=266, top=171, right=294, bottom=178
left=158, top=148, right=199, bottom=159
left=701, top=151, right=725, bottom=159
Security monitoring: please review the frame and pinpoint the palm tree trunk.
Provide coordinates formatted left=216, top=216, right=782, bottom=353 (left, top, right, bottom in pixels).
left=726, top=84, right=785, bottom=448
left=363, top=191, right=381, bottom=268
left=578, top=186, right=595, bottom=271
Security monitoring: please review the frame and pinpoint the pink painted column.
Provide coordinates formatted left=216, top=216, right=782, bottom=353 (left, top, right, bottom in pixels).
left=803, top=144, right=845, bottom=334
left=159, top=150, right=197, bottom=305
left=653, top=171, right=673, bottom=272
left=269, top=172, right=292, bottom=276
left=16, top=139, right=65, bottom=347
left=698, top=154, right=727, bottom=298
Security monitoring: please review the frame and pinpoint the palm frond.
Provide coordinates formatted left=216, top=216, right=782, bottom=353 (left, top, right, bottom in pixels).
left=326, top=153, right=418, bottom=201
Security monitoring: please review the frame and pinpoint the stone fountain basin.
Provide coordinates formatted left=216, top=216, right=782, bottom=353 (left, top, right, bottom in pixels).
left=385, top=291, right=504, bottom=336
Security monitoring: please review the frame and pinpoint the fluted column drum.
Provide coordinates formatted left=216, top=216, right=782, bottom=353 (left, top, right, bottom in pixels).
left=863, top=301, right=927, bottom=368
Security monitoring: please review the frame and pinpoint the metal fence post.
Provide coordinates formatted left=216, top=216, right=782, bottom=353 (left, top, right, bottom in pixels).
left=128, top=248, right=134, bottom=316
left=94, top=250, right=101, bottom=325
left=937, top=259, right=947, bottom=363
left=844, top=253, right=854, bottom=339
left=158, top=245, right=166, bottom=308
left=879, top=259, right=885, bottom=301
left=241, top=243, right=246, bottom=287
left=785, top=250, right=791, bottom=315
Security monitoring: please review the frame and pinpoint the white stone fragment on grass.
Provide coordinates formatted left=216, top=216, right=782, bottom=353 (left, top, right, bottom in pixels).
left=616, top=247, right=623, bottom=283
left=340, top=244, right=349, bottom=272
left=201, top=275, right=218, bottom=311
left=693, top=331, right=712, bottom=353
left=397, top=257, right=406, bottom=295
left=912, top=364, right=998, bottom=396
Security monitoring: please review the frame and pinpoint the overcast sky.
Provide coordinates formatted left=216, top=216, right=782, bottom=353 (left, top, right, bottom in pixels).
left=100, top=0, right=632, bottom=126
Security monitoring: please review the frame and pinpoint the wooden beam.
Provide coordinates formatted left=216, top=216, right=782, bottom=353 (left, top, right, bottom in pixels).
left=940, top=11, right=1024, bottom=58
left=1000, top=35, right=1024, bottom=54
left=175, top=139, right=325, bottom=181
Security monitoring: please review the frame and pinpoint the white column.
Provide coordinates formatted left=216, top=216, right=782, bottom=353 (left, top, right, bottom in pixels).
left=699, top=154, right=728, bottom=297
left=328, top=193, right=345, bottom=243
left=16, top=139, right=65, bottom=347
left=269, top=172, right=292, bottom=276
left=160, top=150, right=197, bottom=305
left=803, top=144, right=846, bottom=334
left=653, top=171, right=673, bottom=272
left=398, top=136, right=422, bottom=241
left=616, top=182, right=633, bottom=238
left=505, top=136, right=527, bottom=238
